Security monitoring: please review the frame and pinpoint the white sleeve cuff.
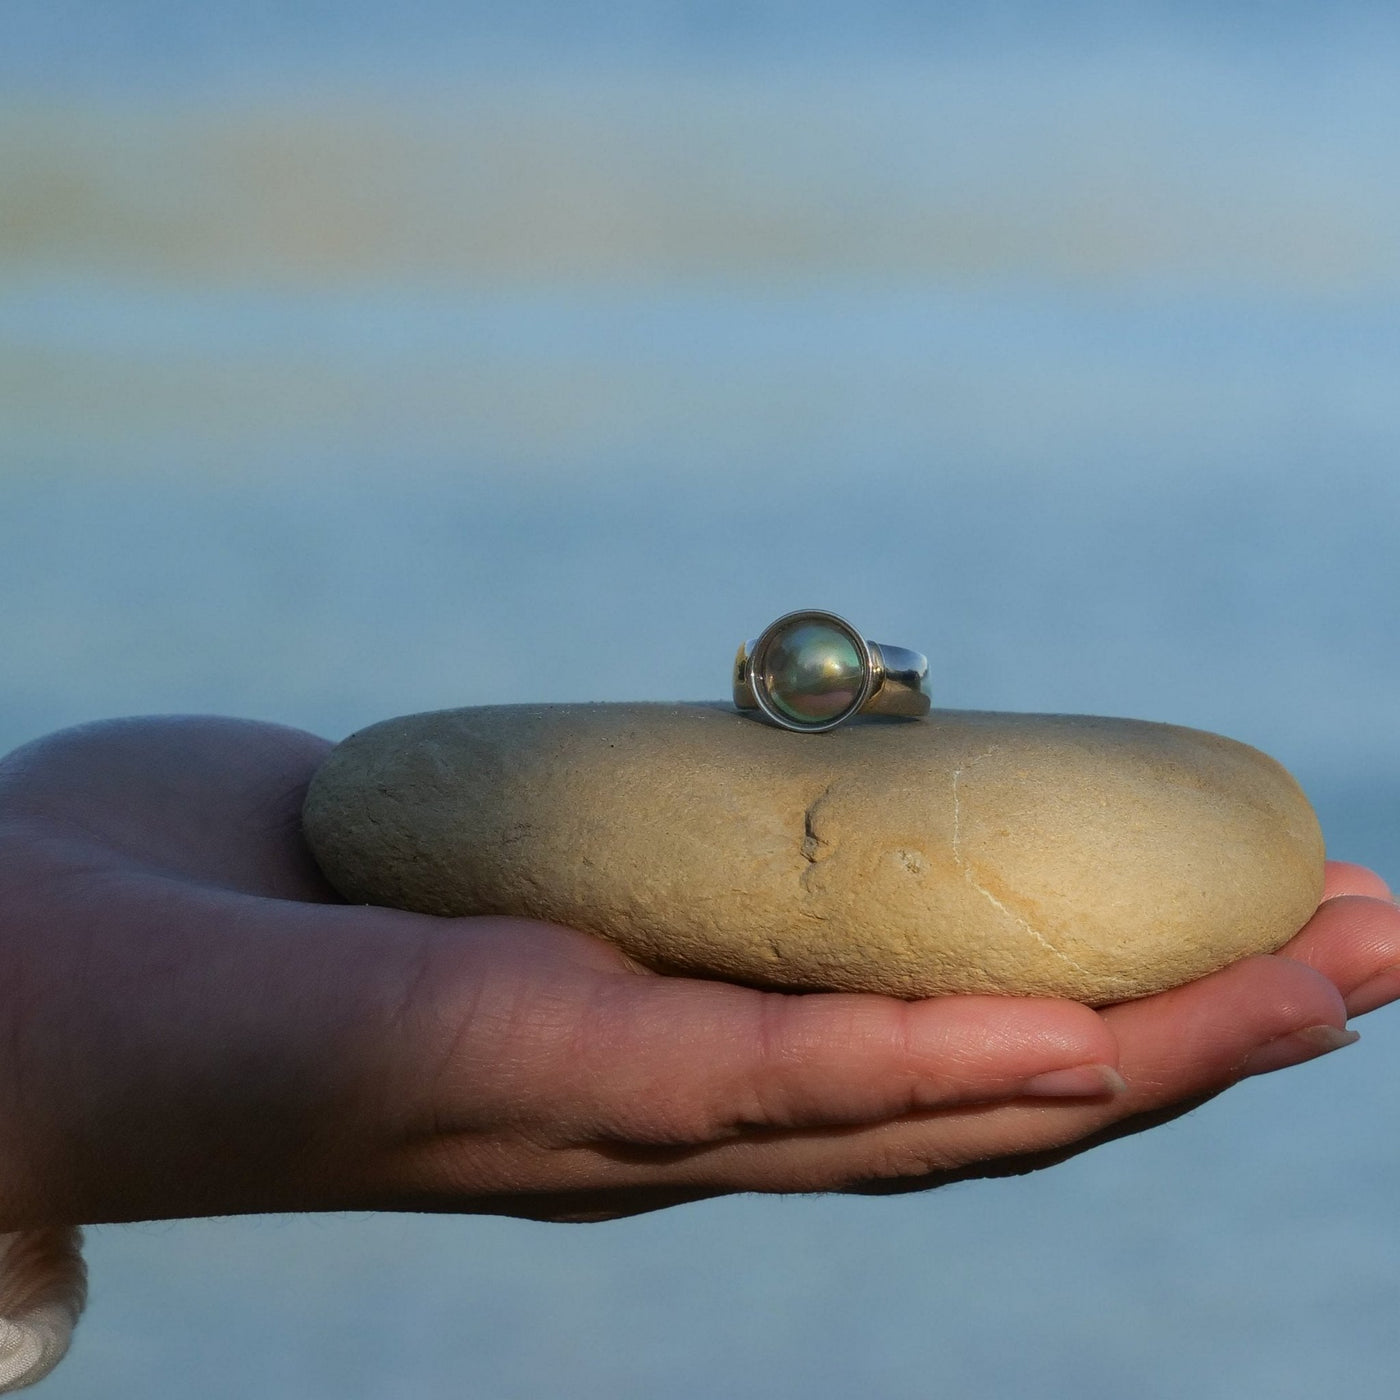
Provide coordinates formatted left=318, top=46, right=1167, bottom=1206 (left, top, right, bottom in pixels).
left=0, top=1229, right=87, bottom=1393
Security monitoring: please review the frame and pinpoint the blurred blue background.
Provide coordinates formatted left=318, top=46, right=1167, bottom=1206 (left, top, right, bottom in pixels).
left=3, top=4, right=1399, bottom=1396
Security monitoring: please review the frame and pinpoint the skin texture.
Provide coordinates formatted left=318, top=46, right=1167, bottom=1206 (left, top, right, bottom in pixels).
left=0, top=715, right=1396, bottom=1230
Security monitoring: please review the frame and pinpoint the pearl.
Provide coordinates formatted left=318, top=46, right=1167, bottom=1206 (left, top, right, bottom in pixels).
left=761, top=620, right=866, bottom=726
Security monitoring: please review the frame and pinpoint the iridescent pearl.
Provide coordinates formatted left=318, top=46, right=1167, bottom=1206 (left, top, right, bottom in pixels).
left=762, top=620, right=865, bottom=726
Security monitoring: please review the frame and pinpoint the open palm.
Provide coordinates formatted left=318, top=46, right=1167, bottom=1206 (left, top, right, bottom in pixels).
left=0, top=716, right=1395, bottom=1228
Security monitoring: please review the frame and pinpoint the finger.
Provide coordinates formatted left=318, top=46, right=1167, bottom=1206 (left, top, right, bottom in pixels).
left=838, top=906, right=1388, bottom=1193
left=1322, top=860, right=1393, bottom=902
left=1098, top=950, right=1349, bottom=1091
left=537, top=975, right=1122, bottom=1146
left=891, top=951, right=1350, bottom=1169
left=1275, top=893, right=1400, bottom=1017
left=902, top=951, right=1354, bottom=1179
left=630, top=951, right=1349, bottom=1196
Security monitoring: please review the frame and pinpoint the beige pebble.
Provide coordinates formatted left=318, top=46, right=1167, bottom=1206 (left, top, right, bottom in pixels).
left=302, top=703, right=1325, bottom=1005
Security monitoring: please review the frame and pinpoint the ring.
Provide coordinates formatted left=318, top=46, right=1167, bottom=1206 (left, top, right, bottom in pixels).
left=733, top=610, right=931, bottom=733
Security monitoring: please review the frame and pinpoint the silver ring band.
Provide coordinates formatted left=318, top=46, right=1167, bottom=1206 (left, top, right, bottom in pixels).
left=733, top=610, right=931, bottom=733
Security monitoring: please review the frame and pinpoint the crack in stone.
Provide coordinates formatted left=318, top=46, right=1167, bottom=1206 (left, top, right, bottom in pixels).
left=951, top=747, right=1092, bottom=977
left=801, top=783, right=834, bottom=863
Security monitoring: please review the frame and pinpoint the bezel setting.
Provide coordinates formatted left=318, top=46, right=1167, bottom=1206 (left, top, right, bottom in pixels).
left=746, top=609, right=880, bottom=733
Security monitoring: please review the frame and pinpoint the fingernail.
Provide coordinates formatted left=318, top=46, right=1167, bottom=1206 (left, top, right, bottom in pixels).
left=1239, top=1024, right=1360, bottom=1079
left=1020, top=1063, right=1127, bottom=1098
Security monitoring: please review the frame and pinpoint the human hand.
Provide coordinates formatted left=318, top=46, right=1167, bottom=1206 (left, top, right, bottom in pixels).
left=0, top=717, right=1395, bottom=1227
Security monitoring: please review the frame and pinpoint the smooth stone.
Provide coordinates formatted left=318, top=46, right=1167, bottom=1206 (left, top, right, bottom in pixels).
left=301, top=703, right=1326, bottom=1005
